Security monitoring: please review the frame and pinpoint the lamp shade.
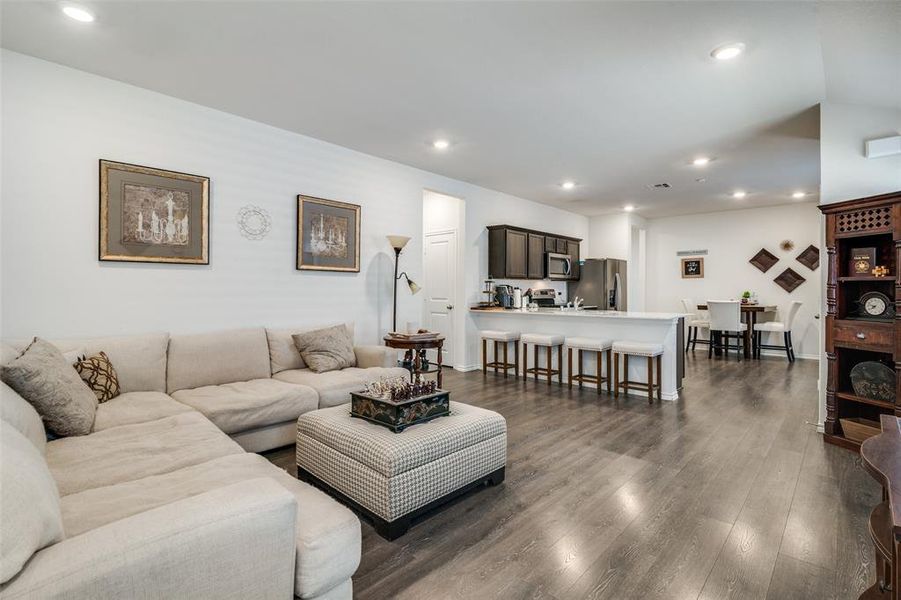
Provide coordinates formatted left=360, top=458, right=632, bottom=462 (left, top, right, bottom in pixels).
left=387, top=235, right=411, bottom=251
left=407, top=278, right=421, bottom=295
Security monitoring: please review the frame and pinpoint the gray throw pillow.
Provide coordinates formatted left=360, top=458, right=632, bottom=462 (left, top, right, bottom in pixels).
left=1, top=338, right=97, bottom=437
left=292, top=325, right=356, bottom=373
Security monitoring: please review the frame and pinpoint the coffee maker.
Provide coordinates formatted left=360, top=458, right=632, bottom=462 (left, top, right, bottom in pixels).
left=495, top=284, right=515, bottom=308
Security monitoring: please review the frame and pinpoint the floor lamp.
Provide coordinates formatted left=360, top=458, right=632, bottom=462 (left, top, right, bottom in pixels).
left=387, top=235, right=421, bottom=332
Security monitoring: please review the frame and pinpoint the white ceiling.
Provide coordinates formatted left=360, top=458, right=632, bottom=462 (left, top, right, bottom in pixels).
left=1, top=1, right=897, bottom=218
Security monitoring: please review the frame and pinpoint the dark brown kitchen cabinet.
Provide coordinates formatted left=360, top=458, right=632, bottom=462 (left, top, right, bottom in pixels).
left=567, top=240, right=581, bottom=279
left=487, top=225, right=582, bottom=280
left=504, top=229, right=528, bottom=279
left=527, top=233, right=545, bottom=279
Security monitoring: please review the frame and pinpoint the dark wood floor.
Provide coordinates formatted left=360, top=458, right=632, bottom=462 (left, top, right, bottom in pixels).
left=265, top=355, right=880, bottom=600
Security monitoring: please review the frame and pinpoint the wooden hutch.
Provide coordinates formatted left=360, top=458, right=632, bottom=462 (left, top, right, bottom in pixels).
left=820, top=192, right=901, bottom=451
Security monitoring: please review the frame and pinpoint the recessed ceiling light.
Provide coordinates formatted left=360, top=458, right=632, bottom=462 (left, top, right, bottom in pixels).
left=792, top=191, right=806, bottom=199
left=693, top=157, right=711, bottom=166
left=62, top=4, right=95, bottom=22
left=623, top=205, right=635, bottom=212
left=432, top=139, right=450, bottom=150
left=561, top=181, right=576, bottom=190
left=732, top=190, right=747, bottom=199
left=711, top=42, right=745, bottom=61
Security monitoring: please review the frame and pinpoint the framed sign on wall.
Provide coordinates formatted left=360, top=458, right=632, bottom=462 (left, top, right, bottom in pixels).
left=99, top=160, right=209, bottom=264
left=681, top=257, right=704, bottom=279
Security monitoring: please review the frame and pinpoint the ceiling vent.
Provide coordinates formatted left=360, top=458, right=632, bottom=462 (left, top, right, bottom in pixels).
left=647, top=182, right=671, bottom=189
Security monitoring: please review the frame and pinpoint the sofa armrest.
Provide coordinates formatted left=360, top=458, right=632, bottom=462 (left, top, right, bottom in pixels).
left=1, top=479, right=297, bottom=600
left=354, top=345, right=397, bottom=369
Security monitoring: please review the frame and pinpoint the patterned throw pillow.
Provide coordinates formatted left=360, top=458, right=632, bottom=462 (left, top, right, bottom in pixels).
left=292, top=325, right=357, bottom=373
left=74, top=352, right=120, bottom=403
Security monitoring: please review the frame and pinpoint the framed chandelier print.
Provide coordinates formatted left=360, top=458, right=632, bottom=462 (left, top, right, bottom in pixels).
left=99, top=160, right=209, bottom=264
left=297, top=195, right=361, bottom=272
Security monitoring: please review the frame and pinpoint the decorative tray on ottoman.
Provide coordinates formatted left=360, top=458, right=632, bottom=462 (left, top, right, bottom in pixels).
left=350, top=388, right=450, bottom=433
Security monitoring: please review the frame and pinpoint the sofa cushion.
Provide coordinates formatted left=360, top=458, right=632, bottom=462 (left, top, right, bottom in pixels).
left=171, top=379, right=318, bottom=435
left=1, top=382, right=46, bottom=455
left=0, top=423, right=64, bottom=584
left=292, top=325, right=357, bottom=374
left=59, top=453, right=361, bottom=598
left=74, top=351, right=121, bottom=403
left=265, top=323, right=354, bottom=375
left=46, top=412, right=244, bottom=496
left=1, top=338, right=97, bottom=437
left=272, top=369, right=365, bottom=408
left=92, top=391, right=195, bottom=432
left=167, top=328, right=271, bottom=393
left=43, top=333, right=170, bottom=393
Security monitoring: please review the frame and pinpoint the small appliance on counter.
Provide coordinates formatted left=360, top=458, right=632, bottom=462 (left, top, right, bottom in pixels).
left=530, top=288, right=558, bottom=307
left=513, top=287, right=523, bottom=309
left=495, top=284, right=515, bottom=308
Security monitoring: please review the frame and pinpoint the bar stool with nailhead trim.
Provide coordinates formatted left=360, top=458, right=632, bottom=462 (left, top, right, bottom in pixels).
left=521, top=333, right=564, bottom=385
left=611, top=341, right=664, bottom=403
left=479, top=330, right=520, bottom=378
left=565, top=337, right=613, bottom=394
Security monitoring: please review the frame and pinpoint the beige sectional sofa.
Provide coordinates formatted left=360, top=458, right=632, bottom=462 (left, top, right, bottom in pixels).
left=1, top=324, right=409, bottom=599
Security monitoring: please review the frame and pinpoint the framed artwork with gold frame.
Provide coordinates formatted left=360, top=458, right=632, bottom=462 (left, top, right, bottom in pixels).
left=296, top=195, right=361, bottom=272
left=681, top=257, right=704, bottom=279
left=99, top=160, right=209, bottom=264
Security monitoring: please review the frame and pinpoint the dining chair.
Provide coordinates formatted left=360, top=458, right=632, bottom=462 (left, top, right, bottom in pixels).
left=753, top=301, right=802, bottom=362
left=681, top=298, right=710, bottom=352
left=707, top=300, right=747, bottom=361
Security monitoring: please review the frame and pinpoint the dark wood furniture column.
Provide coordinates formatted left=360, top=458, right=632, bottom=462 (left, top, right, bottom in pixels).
left=819, top=192, right=900, bottom=452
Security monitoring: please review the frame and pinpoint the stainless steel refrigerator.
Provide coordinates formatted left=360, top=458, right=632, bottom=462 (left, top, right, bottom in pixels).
left=567, top=258, right=628, bottom=311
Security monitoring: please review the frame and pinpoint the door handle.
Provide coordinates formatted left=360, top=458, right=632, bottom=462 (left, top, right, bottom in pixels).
left=446, top=304, right=454, bottom=310
left=856, top=332, right=866, bottom=340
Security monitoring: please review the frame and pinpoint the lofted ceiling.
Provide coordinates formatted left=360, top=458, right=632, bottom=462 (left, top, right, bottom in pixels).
left=1, top=1, right=898, bottom=218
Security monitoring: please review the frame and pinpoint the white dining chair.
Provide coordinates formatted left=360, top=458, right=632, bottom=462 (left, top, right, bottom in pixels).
left=681, top=298, right=710, bottom=352
left=753, top=301, right=802, bottom=362
left=707, top=300, right=747, bottom=361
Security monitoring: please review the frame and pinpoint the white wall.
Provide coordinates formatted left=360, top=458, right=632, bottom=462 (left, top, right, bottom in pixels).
left=588, top=213, right=630, bottom=260
left=645, top=202, right=822, bottom=359
left=820, top=102, right=901, bottom=204
left=1, top=51, right=588, bottom=370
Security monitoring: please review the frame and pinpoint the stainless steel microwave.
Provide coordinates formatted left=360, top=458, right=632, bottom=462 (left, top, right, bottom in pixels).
left=545, top=252, right=573, bottom=280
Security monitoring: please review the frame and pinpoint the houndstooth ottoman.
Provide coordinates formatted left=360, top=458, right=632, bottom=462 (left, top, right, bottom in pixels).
left=296, top=401, right=507, bottom=539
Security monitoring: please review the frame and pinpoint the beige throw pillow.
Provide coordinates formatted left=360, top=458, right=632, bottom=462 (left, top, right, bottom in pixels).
left=1, top=338, right=97, bottom=437
left=292, top=325, right=356, bottom=373
left=0, top=422, right=65, bottom=583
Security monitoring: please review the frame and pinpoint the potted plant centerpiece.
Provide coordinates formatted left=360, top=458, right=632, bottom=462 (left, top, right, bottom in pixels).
left=741, top=290, right=752, bottom=305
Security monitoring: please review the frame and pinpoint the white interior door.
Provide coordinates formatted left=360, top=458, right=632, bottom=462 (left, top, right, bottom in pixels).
left=424, top=231, right=456, bottom=366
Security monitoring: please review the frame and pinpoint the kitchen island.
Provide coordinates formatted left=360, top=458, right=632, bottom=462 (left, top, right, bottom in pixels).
left=470, top=307, right=685, bottom=400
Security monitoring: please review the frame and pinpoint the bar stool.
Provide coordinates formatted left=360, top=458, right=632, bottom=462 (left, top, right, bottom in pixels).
left=565, top=337, right=613, bottom=394
left=521, top=333, right=564, bottom=385
left=611, top=341, right=664, bottom=404
left=480, top=330, right=521, bottom=378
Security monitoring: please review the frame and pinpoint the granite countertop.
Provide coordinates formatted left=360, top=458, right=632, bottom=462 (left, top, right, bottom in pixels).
left=469, top=307, right=685, bottom=321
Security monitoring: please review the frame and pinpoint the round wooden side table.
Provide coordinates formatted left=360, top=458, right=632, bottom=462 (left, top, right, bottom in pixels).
left=384, top=335, right=445, bottom=388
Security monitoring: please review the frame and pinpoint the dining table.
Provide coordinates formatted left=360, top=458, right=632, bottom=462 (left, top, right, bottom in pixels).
left=697, top=303, right=777, bottom=358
